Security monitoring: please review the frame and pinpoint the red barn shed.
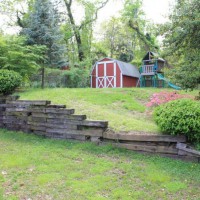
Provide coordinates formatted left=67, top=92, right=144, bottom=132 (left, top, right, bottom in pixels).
left=90, top=58, right=140, bottom=88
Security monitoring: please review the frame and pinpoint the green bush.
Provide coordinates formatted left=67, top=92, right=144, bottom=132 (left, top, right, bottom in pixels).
left=64, top=68, right=89, bottom=88
left=0, top=70, right=22, bottom=95
left=154, top=99, right=200, bottom=143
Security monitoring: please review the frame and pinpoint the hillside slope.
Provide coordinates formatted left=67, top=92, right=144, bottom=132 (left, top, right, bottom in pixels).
left=17, top=88, right=197, bottom=133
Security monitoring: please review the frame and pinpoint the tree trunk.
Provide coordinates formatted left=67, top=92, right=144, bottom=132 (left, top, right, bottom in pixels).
left=64, top=0, right=85, bottom=62
left=41, top=67, right=45, bottom=89
left=63, top=0, right=109, bottom=62
left=76, top=34, right=84, bottom=62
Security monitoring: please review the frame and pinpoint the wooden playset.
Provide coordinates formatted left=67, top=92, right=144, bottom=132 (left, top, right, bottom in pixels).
left=138, top=51, right=181, bottom=89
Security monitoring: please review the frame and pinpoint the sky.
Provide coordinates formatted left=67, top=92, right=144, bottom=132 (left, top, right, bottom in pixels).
left=141, top=0, right=175, bottom=23
left=0, top=0, right=175, bottom=34
left=97, top=0, right=175, bottom=24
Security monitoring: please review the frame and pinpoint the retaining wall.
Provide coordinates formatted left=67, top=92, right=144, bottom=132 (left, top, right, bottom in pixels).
left=0, top=95, right=199, bottom=163
left=0, top=95, right=108, bottom=142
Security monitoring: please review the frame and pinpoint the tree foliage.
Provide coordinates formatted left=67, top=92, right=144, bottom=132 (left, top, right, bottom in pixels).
left=4, top=0, right=199, bottom=91
left=1, top=0, right=159, bottom=68
left=98, top=17, right=134, bottom=62
left=63, top=0, right=109, bottom=63
left=161, top=0, right=200, bottom=89
left=22, top=0, right=68, bottom=68
left=0, top=34, right=46, bottom=80
left=122, top=0, right=159, bottom=53
left=93, top=0, right=159, bottom=65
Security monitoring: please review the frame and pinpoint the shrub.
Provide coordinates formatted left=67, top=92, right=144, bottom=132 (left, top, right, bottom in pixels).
left=64, top=68, right=89, bottom=88
left=0, top=70, right=22, bottom=95
left=146, top=91, right=193, bottom=107
left=154, top=99, right=200, bottom=143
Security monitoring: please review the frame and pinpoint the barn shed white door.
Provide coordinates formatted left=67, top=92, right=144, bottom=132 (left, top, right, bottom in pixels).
left=96, top=61, right=116, bottom=88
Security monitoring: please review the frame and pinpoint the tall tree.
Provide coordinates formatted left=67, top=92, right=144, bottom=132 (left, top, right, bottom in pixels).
left=21, top=0, right=68, bottom=88
left=99, top=17, right=134, bottom=61
left=161, top=0, right=200, bottom=89
left=63, top=0, right=109, bottom=62
left=22, top=0, right=67, bottom=68
left=122, top=0, right=159, bottom=52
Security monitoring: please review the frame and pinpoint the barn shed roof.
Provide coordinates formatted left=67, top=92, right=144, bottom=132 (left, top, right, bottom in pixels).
left=93, top=58, right=140, bottom=78
left=116, top=60, right=140, bottom=78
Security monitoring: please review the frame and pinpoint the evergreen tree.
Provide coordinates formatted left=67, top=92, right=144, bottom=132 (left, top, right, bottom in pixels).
left=22, top=0, right=67, bottom=68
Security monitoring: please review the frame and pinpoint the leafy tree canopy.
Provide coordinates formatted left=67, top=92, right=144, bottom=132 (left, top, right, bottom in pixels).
left=0, top=34, right=46, bottom=81
left=161, top=0, right=200, bottom=89
left=122, top=0, right=159, bottom=53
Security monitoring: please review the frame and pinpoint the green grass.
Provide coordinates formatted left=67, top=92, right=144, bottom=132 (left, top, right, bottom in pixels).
left=0, top=129, right=200, bottom=200
left=17, top=88, right=198, bottom=133
left=15, top=88, right=167, bottom=133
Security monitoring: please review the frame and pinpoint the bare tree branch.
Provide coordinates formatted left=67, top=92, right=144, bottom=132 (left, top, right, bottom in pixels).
left=78, top=0, right=109, bottom=30
left=16, top=10, right=25, bottom=28
left=64, top=0, right=72, bottom=7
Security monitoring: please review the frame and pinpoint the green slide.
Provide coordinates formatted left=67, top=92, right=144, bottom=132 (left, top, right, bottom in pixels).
left=157, top=74, right=181, bottom=90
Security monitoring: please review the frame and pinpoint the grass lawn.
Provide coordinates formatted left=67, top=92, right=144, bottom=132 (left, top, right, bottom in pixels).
left=17, top=87, right=198, bottom=133
left=0, top=129, right=200, bottom=200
